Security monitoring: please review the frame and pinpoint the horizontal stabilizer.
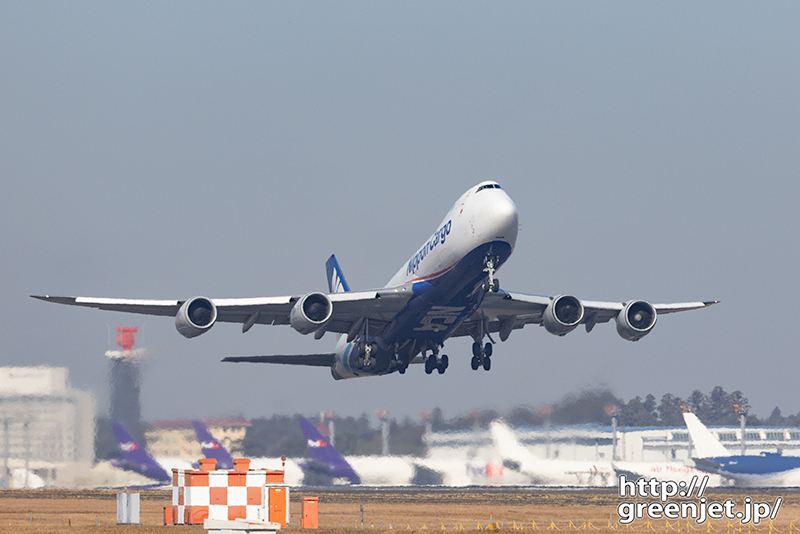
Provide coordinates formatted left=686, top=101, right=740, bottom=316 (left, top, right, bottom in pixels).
left=222, top=353, right=336, bottom=366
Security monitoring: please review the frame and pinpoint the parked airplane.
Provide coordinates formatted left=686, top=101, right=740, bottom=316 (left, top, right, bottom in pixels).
left=192, top=420, right=234, bottom=470
left=112, top=423, right=171, bottom=484
left=490, top=420, right=614, bottom=486
left=683, top=412, right=800, bottom=486
left=299, top=417, right=446, bottom=486
left=33, top=182, right=717, bottom=378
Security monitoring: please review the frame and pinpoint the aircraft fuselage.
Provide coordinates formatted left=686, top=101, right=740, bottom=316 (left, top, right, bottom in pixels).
left=331, top=182, right=518, bottom=379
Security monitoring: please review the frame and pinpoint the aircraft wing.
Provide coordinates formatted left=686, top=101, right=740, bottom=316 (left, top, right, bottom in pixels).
left=223, top=353, right=336, bottom=366
left=32, top=290, right=716, bottom=342
left=452, top=291, right=718, bottom=340
left=31, top=289, right=413, bottom=335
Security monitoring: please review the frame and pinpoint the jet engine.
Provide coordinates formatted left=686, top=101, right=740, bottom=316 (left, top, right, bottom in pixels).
left=542, top=294, right=584, bottom=336
left=615, top=300, right=657, bottom=341
left=175, top=296, right=217, bottom=338
left=290, top=292, right=333, bottom=335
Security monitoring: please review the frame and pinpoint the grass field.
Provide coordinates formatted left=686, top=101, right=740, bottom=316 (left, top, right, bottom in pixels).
left=1, top=488, right=799, bottom=534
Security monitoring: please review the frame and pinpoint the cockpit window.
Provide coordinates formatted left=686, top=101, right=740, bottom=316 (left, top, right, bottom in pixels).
left=476, top=183, right=502, bottom=192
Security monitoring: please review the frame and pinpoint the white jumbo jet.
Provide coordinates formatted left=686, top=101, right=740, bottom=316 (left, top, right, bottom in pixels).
left=33, top=182, right=717, bottom=379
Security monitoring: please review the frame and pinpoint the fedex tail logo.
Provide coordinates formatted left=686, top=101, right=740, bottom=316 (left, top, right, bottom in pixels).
left=120, top=441, right=139, bottom=452
left=201, top=441, right=220, bottom=449
left=307, top=439, right=328, bottom=448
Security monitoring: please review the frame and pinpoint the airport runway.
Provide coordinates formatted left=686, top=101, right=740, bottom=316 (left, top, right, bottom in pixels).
left=2, top=487, right=800, bottom=533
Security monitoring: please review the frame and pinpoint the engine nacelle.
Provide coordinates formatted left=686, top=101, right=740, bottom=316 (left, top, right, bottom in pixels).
left=290, top=292, right=333, bottom=335
left=615, top=300, right=657, bottom=341
left=175, top=296, right=217, bottom=338
left=542, top=294, right=584, bottom=336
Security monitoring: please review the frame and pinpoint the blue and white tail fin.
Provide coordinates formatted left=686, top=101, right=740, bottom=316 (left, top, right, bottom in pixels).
left=192, top=420, right=234, bottom=470
left=326, top=255, right=350, bottom=294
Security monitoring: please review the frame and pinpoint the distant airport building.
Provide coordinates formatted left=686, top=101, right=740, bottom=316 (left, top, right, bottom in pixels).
left=0, top=366, right=95, bottom=488
left=425, top=423, right=800, bottom=464
left=145, top=417, right=250, bottom=459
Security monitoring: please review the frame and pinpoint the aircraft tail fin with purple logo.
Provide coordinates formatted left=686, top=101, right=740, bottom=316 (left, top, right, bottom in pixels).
left=192, top=420, right=234, bottom=470
left=112, top=423, right=171, bottom=484
left=299, top=417, right=360, bottom=484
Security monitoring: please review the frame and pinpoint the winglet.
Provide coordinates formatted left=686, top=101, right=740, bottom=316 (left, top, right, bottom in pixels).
left=325, top=255, right=351, bottom=294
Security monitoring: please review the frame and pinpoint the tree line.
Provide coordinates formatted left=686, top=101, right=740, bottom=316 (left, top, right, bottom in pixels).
left=95, top=386, right=800, bottom=460
left=239, top=386, right=800, bottom=458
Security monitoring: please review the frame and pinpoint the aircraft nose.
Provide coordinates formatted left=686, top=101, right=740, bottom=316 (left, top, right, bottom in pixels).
left=493, top=193, right=518, bottom=224
left=489, top=193, right=519, bottom=246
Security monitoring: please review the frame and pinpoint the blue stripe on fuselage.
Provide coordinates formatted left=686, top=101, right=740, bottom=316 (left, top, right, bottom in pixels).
left=710, top=453, right=800, bottom=476
left=382, top=241, right=513, bottom=345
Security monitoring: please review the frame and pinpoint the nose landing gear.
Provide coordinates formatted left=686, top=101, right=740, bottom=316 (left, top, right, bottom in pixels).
left=483, top=256, right=500, bottom=293
left=357, top=341, right=379, bottom=370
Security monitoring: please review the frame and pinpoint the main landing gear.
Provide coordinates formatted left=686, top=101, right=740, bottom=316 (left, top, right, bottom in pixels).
left=471, top=341, right=493, bottom=371
left=424, top=348, right=449, bottom=375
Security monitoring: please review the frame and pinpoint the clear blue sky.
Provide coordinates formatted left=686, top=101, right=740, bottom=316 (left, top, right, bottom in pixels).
left=2, top=2, right=798, bottom=423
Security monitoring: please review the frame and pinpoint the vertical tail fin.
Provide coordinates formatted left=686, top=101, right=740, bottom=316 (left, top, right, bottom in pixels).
left=683, top=412, right=731, bottom=458
left=112, top=423, right=171, bottom=483
left=192, top=420, right=234, bottom=470
left=325, top=255, right=351, bottom=294
left=490, top=419, right=537, bottom=465
left=299, top=417, right=361, bottom=484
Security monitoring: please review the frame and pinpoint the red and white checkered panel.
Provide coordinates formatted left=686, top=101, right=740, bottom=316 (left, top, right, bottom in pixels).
left=170, top=460, right=285, bottom=525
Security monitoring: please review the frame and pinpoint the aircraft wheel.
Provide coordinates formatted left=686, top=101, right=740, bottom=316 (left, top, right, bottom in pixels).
left=438, top=354, right=449, bottom=374
left=472, top=342, right=482, bottom=358
left=492, top=279, right=500, bottom=292
left=398, top=366, right=406, bottom=374
left=483, top=356, right=491, bottom=371
left=424, top=358, right=435, bottom=374
left=471, top=356, right=480, bottom=370
left=484, top=342, right=493, bottom=357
